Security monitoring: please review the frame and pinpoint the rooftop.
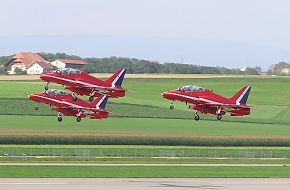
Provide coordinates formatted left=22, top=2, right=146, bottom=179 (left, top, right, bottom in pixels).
left=5, top=52, right=48, bottom=68
left=58, top=59, right=87, bottom=65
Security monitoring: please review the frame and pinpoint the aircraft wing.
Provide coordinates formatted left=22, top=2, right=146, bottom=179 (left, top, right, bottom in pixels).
left=67, top=85, right=117, bottom=92
left=202, top=103, right=252, bottom=108
left=52, top=106, right=105, bottom=117
left=192, top=103, right=252, bottom=112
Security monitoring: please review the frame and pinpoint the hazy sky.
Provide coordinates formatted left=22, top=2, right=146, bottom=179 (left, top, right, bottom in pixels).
left=1, top=0, right=290, bottom=68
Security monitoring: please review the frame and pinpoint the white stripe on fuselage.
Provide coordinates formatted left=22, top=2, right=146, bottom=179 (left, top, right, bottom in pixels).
left=41, top=74, right=105, bottom=89
left=32, top=94, right=86, bottom=109
left=165, top=92, right=224, bottom=105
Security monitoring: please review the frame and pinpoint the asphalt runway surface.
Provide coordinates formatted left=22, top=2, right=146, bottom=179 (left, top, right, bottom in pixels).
left=0, top=178, right=290, bottom=190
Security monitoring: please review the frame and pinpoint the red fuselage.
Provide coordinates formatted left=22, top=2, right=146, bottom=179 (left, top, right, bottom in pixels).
left=28, top=92, right=109, bottom=119
left=163, top=89, right=233, bottom=105
left=40, top=72, right=125, bottom=98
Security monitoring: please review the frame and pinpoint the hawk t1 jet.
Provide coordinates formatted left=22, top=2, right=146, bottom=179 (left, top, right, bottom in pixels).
left=28, top=89, right=109, bottom=122
left=162, top=85, right=251, bottom=121
left=40, top=68, right=126, bottom=101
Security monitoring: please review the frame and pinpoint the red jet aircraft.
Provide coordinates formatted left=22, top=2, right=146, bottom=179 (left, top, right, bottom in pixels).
left=28, top=89, right=109, bottom=122
left=162, top=85, right=251, bottom=121
left=40, top=68, right=126, bottom=101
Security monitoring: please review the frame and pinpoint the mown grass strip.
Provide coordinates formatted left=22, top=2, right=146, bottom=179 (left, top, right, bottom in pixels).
left=1, top=135, right=290, bottom=146
left=0, top=166, right=289, bottom=177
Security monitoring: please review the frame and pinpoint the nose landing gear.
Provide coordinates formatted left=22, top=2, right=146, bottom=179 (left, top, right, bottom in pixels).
left=34, top=103, right=39, bottom=111
left=72, top=93, right=77, bottom=101
left=57, top=112, right=62, bottom=122
left=194, top=111, right=200, bottom=121
left=44, top=83, right=49, bottom=91
left=169, top=101, right=174, bottom=110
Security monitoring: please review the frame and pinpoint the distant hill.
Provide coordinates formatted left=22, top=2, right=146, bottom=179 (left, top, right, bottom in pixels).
left=1, top=34, right=290, bottom=70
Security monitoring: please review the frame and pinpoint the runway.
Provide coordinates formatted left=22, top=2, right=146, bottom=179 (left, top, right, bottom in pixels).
left=0, top=178, right=290, bottom=190
left=0, top=163, right=288, bottom=167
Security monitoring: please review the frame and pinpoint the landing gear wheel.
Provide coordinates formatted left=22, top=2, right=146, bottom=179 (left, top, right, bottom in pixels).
left=45, top=85, right=48, bottom=91
left=217, top=114, right=222, bottom=120
left=170, top=105, right=174, bottom=110
left=35, top=107, right=39, bottom=111
left=57, top=116, right=62, bottom=122
left=72, top=93, right=77, bottom=101
left=194, top=114, right=200, bottom=121
left=76, top=116, right=81, bottom=122
left=89, top=96, right=94, bottom=102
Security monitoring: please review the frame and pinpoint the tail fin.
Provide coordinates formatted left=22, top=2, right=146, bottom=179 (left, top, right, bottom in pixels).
left=91, top=95, right=108, bottom=109
left=105, top=68, right=126, bottom=87
left=230, top=86, right=251, bottom=105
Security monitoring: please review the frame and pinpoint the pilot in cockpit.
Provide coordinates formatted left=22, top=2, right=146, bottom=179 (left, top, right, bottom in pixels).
left=177, top=85, right=204, bottom=92
left=44, top=89, right=67, bottom=95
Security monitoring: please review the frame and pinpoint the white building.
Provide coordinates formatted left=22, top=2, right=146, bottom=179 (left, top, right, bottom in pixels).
left=5, top=52, right=55, bottom=75
left=51, top=59, right=88, bottom=70
left=26, top=61, right=55, bottom=75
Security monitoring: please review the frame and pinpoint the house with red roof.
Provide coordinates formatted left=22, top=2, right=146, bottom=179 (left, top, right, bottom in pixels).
left=5, top=52, right=55, bottom=75
left=280, top=68, right=290, bottom=76
left=51, top=59, right=88, bottom=70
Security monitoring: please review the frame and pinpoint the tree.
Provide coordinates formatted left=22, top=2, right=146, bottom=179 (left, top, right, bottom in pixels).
left=0, top=66, right=6, bottom=74
left=14, top=68, right=26, bottom=75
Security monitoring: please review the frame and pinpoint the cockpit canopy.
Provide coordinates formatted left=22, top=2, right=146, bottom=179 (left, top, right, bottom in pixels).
left=45, top=89, right=68, bottom=95
left=52, top=68, right=81, bottom=74
left=176, top=85, right=205, bottom=92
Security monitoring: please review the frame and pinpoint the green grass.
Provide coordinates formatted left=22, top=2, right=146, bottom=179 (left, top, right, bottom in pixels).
left=1, top=77, right=290, bottom=146
left=1, top=145, right=290, bottom=161
left=3, top=77, right=290, bottom=105
left=1, top=78, right=290, bottom=123
left=2, top=77, right=290, bottom=177
left=0, top=166, right=289, bottom=177
left=1, top=115, right=290, bottom=137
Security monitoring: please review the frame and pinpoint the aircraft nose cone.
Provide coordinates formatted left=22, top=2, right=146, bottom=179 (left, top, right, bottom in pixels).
left=162, top=91, right=168, bottom=97
left=28, top=94, right=32, bottom=99
left=39, top=74, right=48, bottom=81
left=39, top=75, right=44, bottom=80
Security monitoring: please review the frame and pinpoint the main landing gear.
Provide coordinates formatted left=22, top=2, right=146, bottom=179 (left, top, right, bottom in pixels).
left=76, top=112, right=82, bottom=122
left=194, top=111, right=200, bottom=121
left=89, top=96, right=94, bottom=102
left=217, top=114, right=222, bottom=120
left=169, top=101, right=174, bottom=110
left=57, top=112, right=62, bottom=122
left=89, top=91, right=96, bottom=102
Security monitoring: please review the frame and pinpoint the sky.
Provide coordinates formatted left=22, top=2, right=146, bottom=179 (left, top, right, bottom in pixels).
left=1, top=0, right=290, bottom=69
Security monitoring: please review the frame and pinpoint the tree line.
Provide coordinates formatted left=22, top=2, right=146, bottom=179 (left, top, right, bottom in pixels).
left=0, top=52, right=261, bottom=75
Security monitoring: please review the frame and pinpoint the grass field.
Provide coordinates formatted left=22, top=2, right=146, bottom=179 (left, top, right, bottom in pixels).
left=1, top=145, right=290, bottom=163
left=1, top=75, right=290, bottom=177
left=1, top=77, right=290, bottom=145
left=0, top=166, right=289, bottom=177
